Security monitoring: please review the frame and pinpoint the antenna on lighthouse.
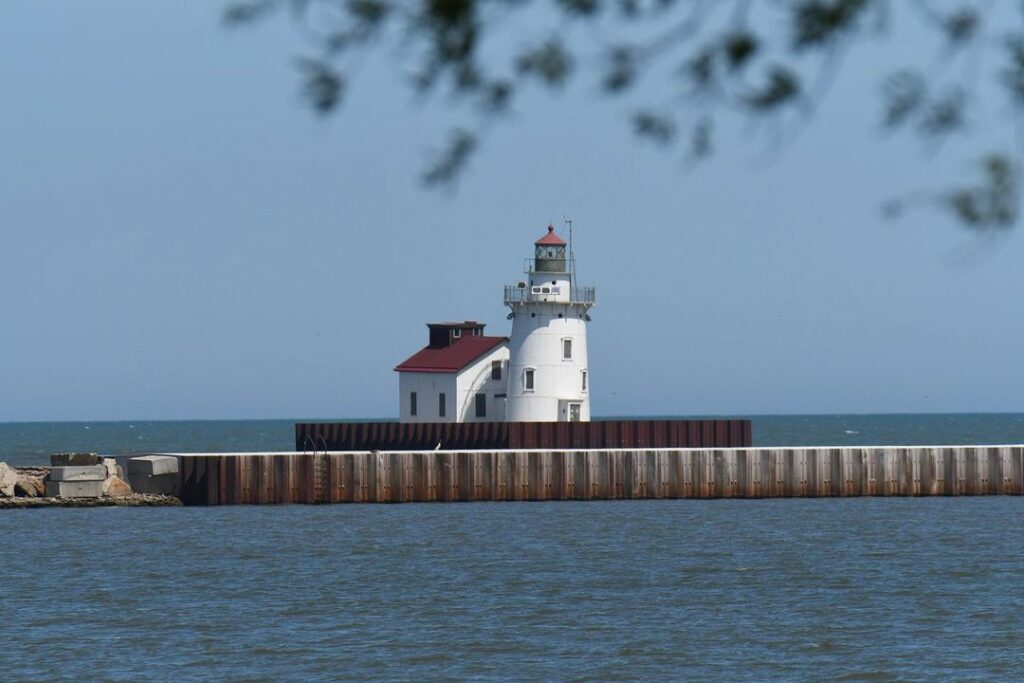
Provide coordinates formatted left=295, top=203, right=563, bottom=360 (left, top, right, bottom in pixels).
left=563, top=215, right=575, bottom=288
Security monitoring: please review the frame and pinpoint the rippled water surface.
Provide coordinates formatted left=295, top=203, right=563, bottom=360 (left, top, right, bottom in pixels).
left=3, top=498, right=1022, bottom=681
left=3, top=417, right=1023, bottom=680
left=4, top=413, right=1024, bottom=467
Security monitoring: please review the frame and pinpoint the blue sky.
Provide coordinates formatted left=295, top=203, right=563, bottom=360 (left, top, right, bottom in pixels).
left=1, top=1, right=1022, bottom=421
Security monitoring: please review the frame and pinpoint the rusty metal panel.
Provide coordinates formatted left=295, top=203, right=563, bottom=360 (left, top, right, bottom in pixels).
left=693, top=450, right=708, bottom=498
left=624, top=450, right=640, bottom=498
left=733, top=450, right=746, bottom=498
left=167, top=439, right=1024, bottom=505
left=568, top=450, right=582, bottom=499
left=295, top=418, right=752, bottom=451
left=343, top=452, right=357, bottom=502
left=1006, top=447, right=1023, bottom=495
left=221, top=456, right=234, bottom=505
left=179, top=456, right=198, bottom=505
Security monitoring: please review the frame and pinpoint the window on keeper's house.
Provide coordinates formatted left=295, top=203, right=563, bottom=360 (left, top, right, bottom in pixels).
left=438, top=393, right=446, bottom=418
left=475, top=393, right=486, bottom=418
left=491, top=360, right=502, bottom=381
left=410, top=391, right=417, bottom=416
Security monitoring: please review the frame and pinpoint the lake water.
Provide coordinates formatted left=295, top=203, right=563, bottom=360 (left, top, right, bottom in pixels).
left=2, top=415, right=1023, bottom=680
left=4, top=413, right=1024, bottom=468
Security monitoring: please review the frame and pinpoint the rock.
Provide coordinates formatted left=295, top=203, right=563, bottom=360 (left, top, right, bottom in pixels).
left=0, top=463, right=17, bottom=497
left=102, top=476, right=133, bottom=497
left=1, top=493, right=182, bottom=508
left=50, top=452, right=100, bottom=466
left=14, top=475, right=45, bottom=497
left=102, top=458, right=119, bottom=479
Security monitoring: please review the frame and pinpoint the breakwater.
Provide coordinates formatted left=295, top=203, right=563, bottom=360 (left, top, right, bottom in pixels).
left=296, top=419, right=751, bottom=452
left=176, top=445, right=1024, bottom=505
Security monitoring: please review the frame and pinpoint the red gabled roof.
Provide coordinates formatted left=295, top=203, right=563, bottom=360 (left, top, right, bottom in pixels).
left=394, top=335, right=508, bottom=374
left=535, top=225, right=566, bottom=246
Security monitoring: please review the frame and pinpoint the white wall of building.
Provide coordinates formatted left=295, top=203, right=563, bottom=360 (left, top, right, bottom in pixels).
left=506, top=303, right=590, bottom=422
left=455, top=346, right=510, bottom=423
left=397, top=371, right=458, bottom=423
left=398, top=344, right=509, bottom=423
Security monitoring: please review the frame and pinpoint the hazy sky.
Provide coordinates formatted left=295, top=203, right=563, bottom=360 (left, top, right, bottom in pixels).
left=2, top=2, right=1022, bottom=421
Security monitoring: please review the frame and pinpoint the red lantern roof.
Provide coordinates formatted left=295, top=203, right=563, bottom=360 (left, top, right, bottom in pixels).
left=535, top=225, right=566, bottom=246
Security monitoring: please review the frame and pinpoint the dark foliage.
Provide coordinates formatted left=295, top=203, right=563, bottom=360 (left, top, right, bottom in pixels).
left=225, top=0, right=1022, bottom=228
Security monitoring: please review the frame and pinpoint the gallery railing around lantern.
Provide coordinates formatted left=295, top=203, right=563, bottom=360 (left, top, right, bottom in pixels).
left=504, top=285, right=596, bottom=306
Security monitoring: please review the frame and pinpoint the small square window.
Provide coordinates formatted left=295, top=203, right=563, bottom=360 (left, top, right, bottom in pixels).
left=452, top=329, right=462, bottom=339
left=491, top=360, right=502, bottom=381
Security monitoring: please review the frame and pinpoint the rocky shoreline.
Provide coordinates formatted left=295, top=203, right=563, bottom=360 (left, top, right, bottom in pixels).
left=1, top=457, right=183, bottom=509
left=0, top=493, right=182, bottom=509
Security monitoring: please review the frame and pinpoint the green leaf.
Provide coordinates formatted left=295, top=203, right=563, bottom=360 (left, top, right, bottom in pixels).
left=792, top=0, right=871, bottom=51
left=632, top=111, right=675, bottom=143
left=744, top=66, right=801, bottom=111
left=516, top=40, right=575, bottom=88
left=296, top=59, right=344, bottom=113
left=422, top=129, right=478, bottom=186
left=944, top=155, right=1018, bottom=229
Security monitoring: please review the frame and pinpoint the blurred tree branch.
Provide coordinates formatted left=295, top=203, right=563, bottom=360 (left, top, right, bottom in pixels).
left=224, top=0, right=1021, bottom=229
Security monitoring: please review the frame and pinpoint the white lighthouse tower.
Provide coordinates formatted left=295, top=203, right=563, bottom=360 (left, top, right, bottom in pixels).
left=504, top=225, right=595, bottom=422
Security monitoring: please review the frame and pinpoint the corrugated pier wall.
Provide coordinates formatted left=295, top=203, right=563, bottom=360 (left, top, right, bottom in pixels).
left=295, top=419, right=752, bottom=452
left=176, top=446, right=1024, bottom=505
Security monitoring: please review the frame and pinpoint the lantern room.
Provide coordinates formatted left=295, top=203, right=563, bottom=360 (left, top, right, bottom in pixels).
left=534, top=225, right=567, bottom=273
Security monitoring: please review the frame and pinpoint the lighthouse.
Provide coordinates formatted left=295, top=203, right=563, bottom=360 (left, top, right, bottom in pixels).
left=504, top=225, right=595, bottom=422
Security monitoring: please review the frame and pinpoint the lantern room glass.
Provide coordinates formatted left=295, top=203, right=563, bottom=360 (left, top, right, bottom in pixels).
left=534, top=245, right=567, bottom=272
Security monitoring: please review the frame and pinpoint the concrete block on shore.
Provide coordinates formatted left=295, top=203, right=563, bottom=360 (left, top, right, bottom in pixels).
left=127, top=456, right=179, bottom=477
left=45, top=481, right=104, bottom=498
left=50, top=452, right=100, bottom=466
left=127, top=473, right=179, bottom=496
left=48, top=465, right=108, bottom=482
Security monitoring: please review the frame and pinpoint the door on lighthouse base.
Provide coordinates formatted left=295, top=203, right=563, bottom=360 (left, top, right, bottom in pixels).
left=558, top=400, right=582, bottom=422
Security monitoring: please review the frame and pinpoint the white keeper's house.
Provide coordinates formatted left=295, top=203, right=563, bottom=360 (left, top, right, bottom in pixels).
left=394, top=321, right=510, bottom=424
left=395, top=225, right=595, bottom=423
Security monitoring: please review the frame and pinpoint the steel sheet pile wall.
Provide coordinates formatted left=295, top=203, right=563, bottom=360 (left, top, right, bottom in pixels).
left=179, top=446, right=1024, bottom=505
left=295, top=419, right=751, bottom=452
